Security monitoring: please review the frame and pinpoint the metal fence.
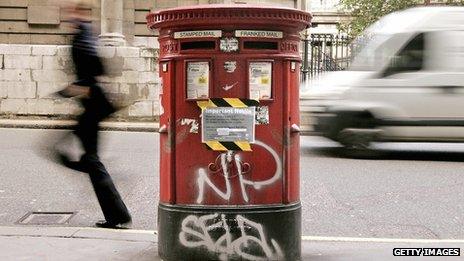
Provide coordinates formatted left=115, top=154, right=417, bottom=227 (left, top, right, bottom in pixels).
left=301, top=33, right=352, bottom=83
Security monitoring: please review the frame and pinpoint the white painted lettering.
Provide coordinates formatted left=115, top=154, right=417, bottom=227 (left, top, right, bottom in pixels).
left=196, top=140, right=281, bottom=204
left=179, top=214, right=283, bottom=260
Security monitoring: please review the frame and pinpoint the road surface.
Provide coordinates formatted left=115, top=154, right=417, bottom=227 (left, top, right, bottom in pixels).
left=1, top=128, right=464, bottom=240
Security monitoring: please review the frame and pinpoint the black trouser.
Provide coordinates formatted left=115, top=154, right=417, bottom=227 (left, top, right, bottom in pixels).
left=74, top=86, right=131, bottom=224
left=80, top=154, right=131, bottom=224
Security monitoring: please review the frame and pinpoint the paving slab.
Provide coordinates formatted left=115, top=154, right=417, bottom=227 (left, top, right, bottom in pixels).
left=0, top=226, right=159, bottom=261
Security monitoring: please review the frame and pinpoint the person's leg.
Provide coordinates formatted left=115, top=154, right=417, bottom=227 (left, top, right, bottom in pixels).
left=77, top=101, right=131, bottom=227
left=91, top=85, right=115, bottom=121
left=82, top=154, right=132, bottom=226
left=57, top=110, right=98, bottom=172
left=76, top=108, right=99, bottom=155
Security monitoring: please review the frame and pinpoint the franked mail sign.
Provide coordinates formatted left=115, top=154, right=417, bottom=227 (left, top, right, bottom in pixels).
left=235, top=30, right=283, bottom=39
left=174, top=30, right=222, bottom=39
left=202, top=107, right=256, bottom=143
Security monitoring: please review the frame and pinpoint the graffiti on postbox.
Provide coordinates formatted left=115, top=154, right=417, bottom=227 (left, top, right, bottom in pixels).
left=179, top=213, right=283, bottom=260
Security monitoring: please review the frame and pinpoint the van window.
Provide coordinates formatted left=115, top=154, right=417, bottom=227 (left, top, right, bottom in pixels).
left=383, top=33, right=424, bottom=77
left=349, top=33, right=409, bottom=71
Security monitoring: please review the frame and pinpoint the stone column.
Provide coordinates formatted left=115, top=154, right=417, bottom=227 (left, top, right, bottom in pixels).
left=99, top=0, right=125, bottom=46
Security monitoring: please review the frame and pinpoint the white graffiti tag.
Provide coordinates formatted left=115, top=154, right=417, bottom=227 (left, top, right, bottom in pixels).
left=180, top=118, right=199, bottom=133
left=222, top=81, right=238, bottom=91
left=196, top=140, right=281, bottom=204
left=179, top=214, right=283, bottom=261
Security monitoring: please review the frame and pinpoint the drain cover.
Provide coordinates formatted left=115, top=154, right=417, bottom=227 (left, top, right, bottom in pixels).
left=18, top=212, right=75, bottom=225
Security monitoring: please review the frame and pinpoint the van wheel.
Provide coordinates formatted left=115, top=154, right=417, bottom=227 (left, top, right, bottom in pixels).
left=330, top=111, right=382, bottom=158
left=337, top=120, right=382, bottom=158
left=338, top=129, right=371, bottom=149
left=337, top=128, right=382, bottom=158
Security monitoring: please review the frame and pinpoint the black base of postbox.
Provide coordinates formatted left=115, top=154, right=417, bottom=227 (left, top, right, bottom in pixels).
left=158, top=202, right=301, bottom=261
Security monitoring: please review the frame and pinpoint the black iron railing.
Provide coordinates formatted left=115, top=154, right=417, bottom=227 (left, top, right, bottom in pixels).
left=301, top=33, right=352, bottom=83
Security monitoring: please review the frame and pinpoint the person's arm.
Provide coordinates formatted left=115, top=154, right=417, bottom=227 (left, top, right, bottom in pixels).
left=58, top=84, right=90, bottom=98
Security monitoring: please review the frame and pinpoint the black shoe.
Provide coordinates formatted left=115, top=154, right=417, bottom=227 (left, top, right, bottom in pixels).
left=58, top=153, right=87, bottom=172
left=95, top=220, right=131, bottom=229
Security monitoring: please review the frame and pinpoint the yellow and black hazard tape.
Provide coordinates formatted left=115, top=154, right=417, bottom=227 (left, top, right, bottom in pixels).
left=197, top=98, right=259, bottom=110
left=197, top=98, right=259, bottom=152
left=205, top=141, right=252, bottom=151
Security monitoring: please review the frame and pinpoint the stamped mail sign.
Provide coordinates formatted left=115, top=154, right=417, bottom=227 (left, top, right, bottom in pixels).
left=174, top=30, right=222, bottom=39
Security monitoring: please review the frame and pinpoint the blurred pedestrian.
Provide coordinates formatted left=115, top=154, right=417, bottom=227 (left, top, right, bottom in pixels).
left=56, top=0, right=131, bottom=229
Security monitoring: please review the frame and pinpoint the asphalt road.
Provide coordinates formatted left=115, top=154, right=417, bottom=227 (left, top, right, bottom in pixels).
left=301, top=138, right=464, bottom=240
left=1, top=128, right=464, bottom=241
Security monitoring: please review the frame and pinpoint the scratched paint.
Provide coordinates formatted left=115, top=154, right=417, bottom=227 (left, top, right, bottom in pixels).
left=179, top=213, right=283, bottom=261
left=224, top=61, right=237, bottom=73
left=159, top=79, right=164, bottom=115
left=196, top=140, right=281, bottom=203
left=255, top=106, right=269, bottom=125
left=159, top=96, right=164, bottom=115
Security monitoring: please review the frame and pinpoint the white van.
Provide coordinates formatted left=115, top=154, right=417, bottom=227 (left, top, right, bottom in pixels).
left=302, top=7, right=464, bottom=150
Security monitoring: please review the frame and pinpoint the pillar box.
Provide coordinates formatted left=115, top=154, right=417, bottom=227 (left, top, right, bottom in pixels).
left=147, top=5, right=311, bottom=261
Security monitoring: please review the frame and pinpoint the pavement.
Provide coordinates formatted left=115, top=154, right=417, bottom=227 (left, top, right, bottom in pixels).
left=0, top=226, right=158, bottom=261
left=0, top=118, right=159, bottom=132
left=3, top=226, right=464, bottom=260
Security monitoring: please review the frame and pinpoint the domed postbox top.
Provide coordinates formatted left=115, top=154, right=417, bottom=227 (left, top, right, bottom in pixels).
left=147, top=4, right=312, bottom=32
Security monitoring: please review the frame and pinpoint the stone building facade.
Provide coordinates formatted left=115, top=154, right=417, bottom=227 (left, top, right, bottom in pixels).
left=309, top=0, right=348, bottom=35
left=0, top=0, right=344, bottom=120
left=0, top=0, right=161, bottom=120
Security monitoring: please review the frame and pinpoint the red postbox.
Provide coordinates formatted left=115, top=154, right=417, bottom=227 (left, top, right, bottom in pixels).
left=147, top=5, right=311, bottom=261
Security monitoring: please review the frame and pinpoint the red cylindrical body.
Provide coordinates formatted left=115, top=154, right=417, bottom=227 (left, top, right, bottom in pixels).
left=148, top=5, right=311, bottom=261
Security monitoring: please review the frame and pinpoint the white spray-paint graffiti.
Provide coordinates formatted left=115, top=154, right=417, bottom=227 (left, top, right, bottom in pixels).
left=180, top=118, right=199, bottom=133
left=222, top=81, right=238, bottom=91
left=196, top=140, right=281, bottom=203
left=179, top=213, right=283, bottom=261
